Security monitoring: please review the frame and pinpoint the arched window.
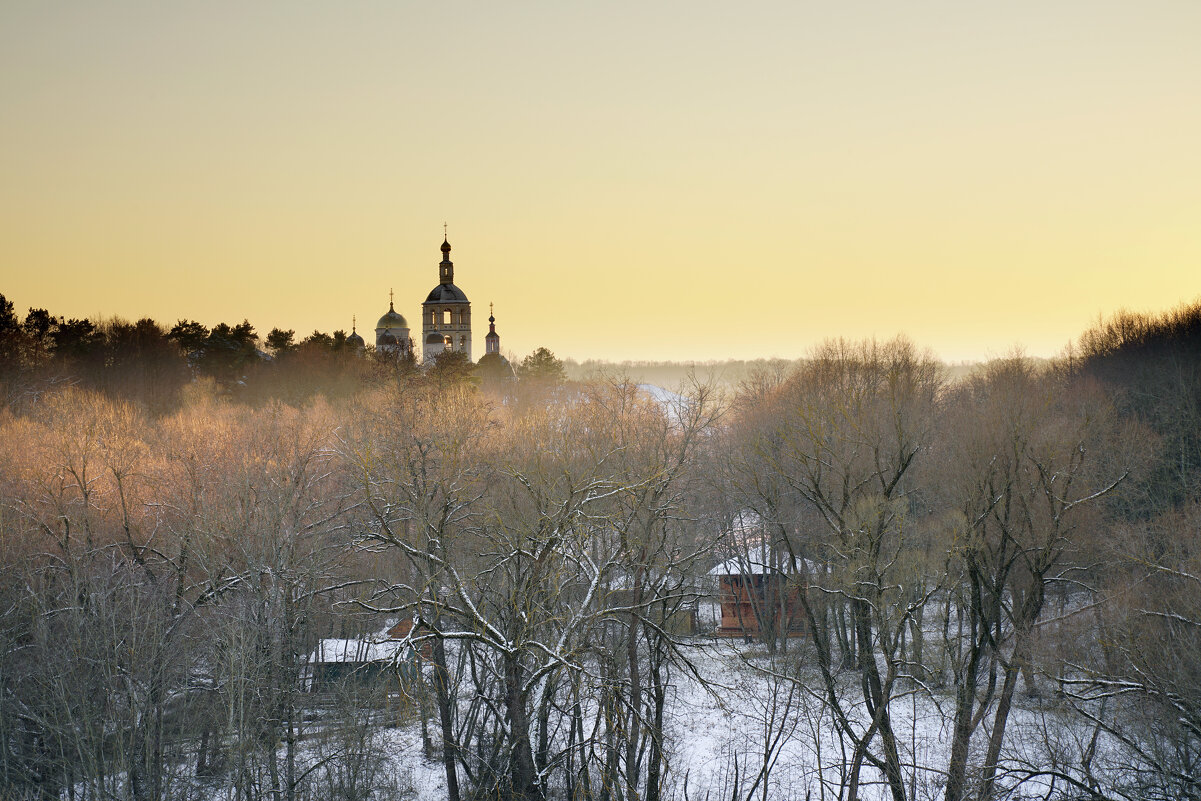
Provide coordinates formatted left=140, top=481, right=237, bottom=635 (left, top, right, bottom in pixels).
left=444, top=336, right=452, bottom=351
left=442, top=309, right=452, bottom=326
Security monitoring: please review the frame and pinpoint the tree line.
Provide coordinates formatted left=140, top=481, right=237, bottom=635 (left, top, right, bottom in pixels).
left=0, top=294, right=565, bottom=412
left=0, top=294, right=1198, bottom=800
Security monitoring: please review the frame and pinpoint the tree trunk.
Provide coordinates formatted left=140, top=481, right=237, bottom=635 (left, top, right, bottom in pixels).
left=504, top=653, right=542, bottom=801
left=944, top=578, right=989, bottom=801
left=645, top=648, right=666, bottom=801
left=431, top=633, right=461, bottom=801
left=978, top=653, right=1023, bottom=801
left=285, top=699, right=297, bottom=801
left=854, top=599, right=907, bottom=801
left=625, top=588, right=644, bottom=801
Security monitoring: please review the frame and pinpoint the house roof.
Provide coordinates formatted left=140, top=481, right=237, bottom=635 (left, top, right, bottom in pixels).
left=308, top=638, right=410, bottom=664
left=708, top=545, right=818, bottom=577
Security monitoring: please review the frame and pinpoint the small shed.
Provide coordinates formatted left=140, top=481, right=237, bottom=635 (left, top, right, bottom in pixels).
left=304, top=637, right=418, bottom=692
left=708, top=547, right=807, bottom=638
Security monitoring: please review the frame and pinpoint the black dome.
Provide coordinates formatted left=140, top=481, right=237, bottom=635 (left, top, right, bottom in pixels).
left=424, top=284, right=469, bottom=304
left=476, top=351, right=515, bottom=379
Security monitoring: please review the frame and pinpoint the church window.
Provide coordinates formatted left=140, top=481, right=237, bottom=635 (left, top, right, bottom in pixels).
left=444, top=336, right=452, bottom=351
left=443, top=309, right=452, bottom=326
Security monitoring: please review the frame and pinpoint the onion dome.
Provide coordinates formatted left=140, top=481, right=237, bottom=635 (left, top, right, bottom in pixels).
left=428, top=236, right=467, bottom=299
left=484, top=302, right=501, bottom=354
left=476, top=351, right=515, bottom=381
left=424, top=284, right=469, bottom=303
left=376, top=301, right=409, bottom=330
left=347, top=318, right=366, bottom=349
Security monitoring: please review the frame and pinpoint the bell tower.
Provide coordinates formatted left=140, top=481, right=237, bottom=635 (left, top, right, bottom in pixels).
left=485, top=303, right=500, bottom=355
left=421, top=232, right=472, bottom=362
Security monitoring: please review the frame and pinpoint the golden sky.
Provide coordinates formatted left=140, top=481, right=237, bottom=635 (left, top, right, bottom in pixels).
left=2, top=2, right=1199, bottom=363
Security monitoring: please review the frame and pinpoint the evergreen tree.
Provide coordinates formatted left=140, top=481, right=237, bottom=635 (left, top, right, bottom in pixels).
left=21, top=308, right=54, bottom=367
left=168, top=320, right=210, bottom=362
left=265, top=328, right=296, bottom=356
left=429, top=349, right=475, bottom=386
left=0, top=294, right=20, bottom=370
left=518, top=347, right=565, bottom=384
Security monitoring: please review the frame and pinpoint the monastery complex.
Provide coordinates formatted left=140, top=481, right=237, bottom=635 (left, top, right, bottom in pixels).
left=352, top=236, right=508, bottom=374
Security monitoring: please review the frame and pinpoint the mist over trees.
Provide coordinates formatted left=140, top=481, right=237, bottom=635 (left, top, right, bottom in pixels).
left=0, top=292, right=1199, bottom=800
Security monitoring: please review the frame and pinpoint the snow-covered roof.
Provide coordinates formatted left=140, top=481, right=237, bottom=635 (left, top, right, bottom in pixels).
left=708, top=544, right=817, bottom=577
left=709, top=550, right=776, bottom=577
left=308, top=638, right=410, bottom=664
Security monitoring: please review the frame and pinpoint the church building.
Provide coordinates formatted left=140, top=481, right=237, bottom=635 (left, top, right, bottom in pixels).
left=366, top=234, right=511, bottom=374
left=475, top=303, right=514, bottom=383
left=421, top=238, right=472, bottom=362
left=374, top=294, right=411, bottom=357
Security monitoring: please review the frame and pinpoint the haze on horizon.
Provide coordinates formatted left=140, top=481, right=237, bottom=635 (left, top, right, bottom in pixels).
left=2, top=2, right=1198, bottom=365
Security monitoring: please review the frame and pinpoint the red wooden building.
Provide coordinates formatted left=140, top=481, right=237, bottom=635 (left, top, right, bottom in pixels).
left=709, top=548, right=807, bottom=639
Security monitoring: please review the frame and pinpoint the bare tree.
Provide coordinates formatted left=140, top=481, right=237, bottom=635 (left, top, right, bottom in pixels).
left=342, top=378, right=722, bottom=801
left=726, top=338, right=943, bottom=801
left=939, top=358, right=1128, bottom=801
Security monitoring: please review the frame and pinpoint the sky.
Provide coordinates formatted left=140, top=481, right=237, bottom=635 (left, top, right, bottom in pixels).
left=2, top=1, right=1199, bottom=364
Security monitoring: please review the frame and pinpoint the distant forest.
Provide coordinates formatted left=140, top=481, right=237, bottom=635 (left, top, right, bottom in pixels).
left=0, top=296, right=575, bottom=411
left=0, top=294, right=1006, bottom=411
left=0, top=292, right=1199, bottom=801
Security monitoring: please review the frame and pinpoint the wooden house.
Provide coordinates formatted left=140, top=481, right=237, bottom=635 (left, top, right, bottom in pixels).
left=304, top=636, right=419, bottom=692
left=708, top=547, right=807, bottom=639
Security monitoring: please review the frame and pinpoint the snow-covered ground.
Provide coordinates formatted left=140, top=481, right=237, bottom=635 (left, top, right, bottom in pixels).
left=381, top=638, right=1116, bottom=801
